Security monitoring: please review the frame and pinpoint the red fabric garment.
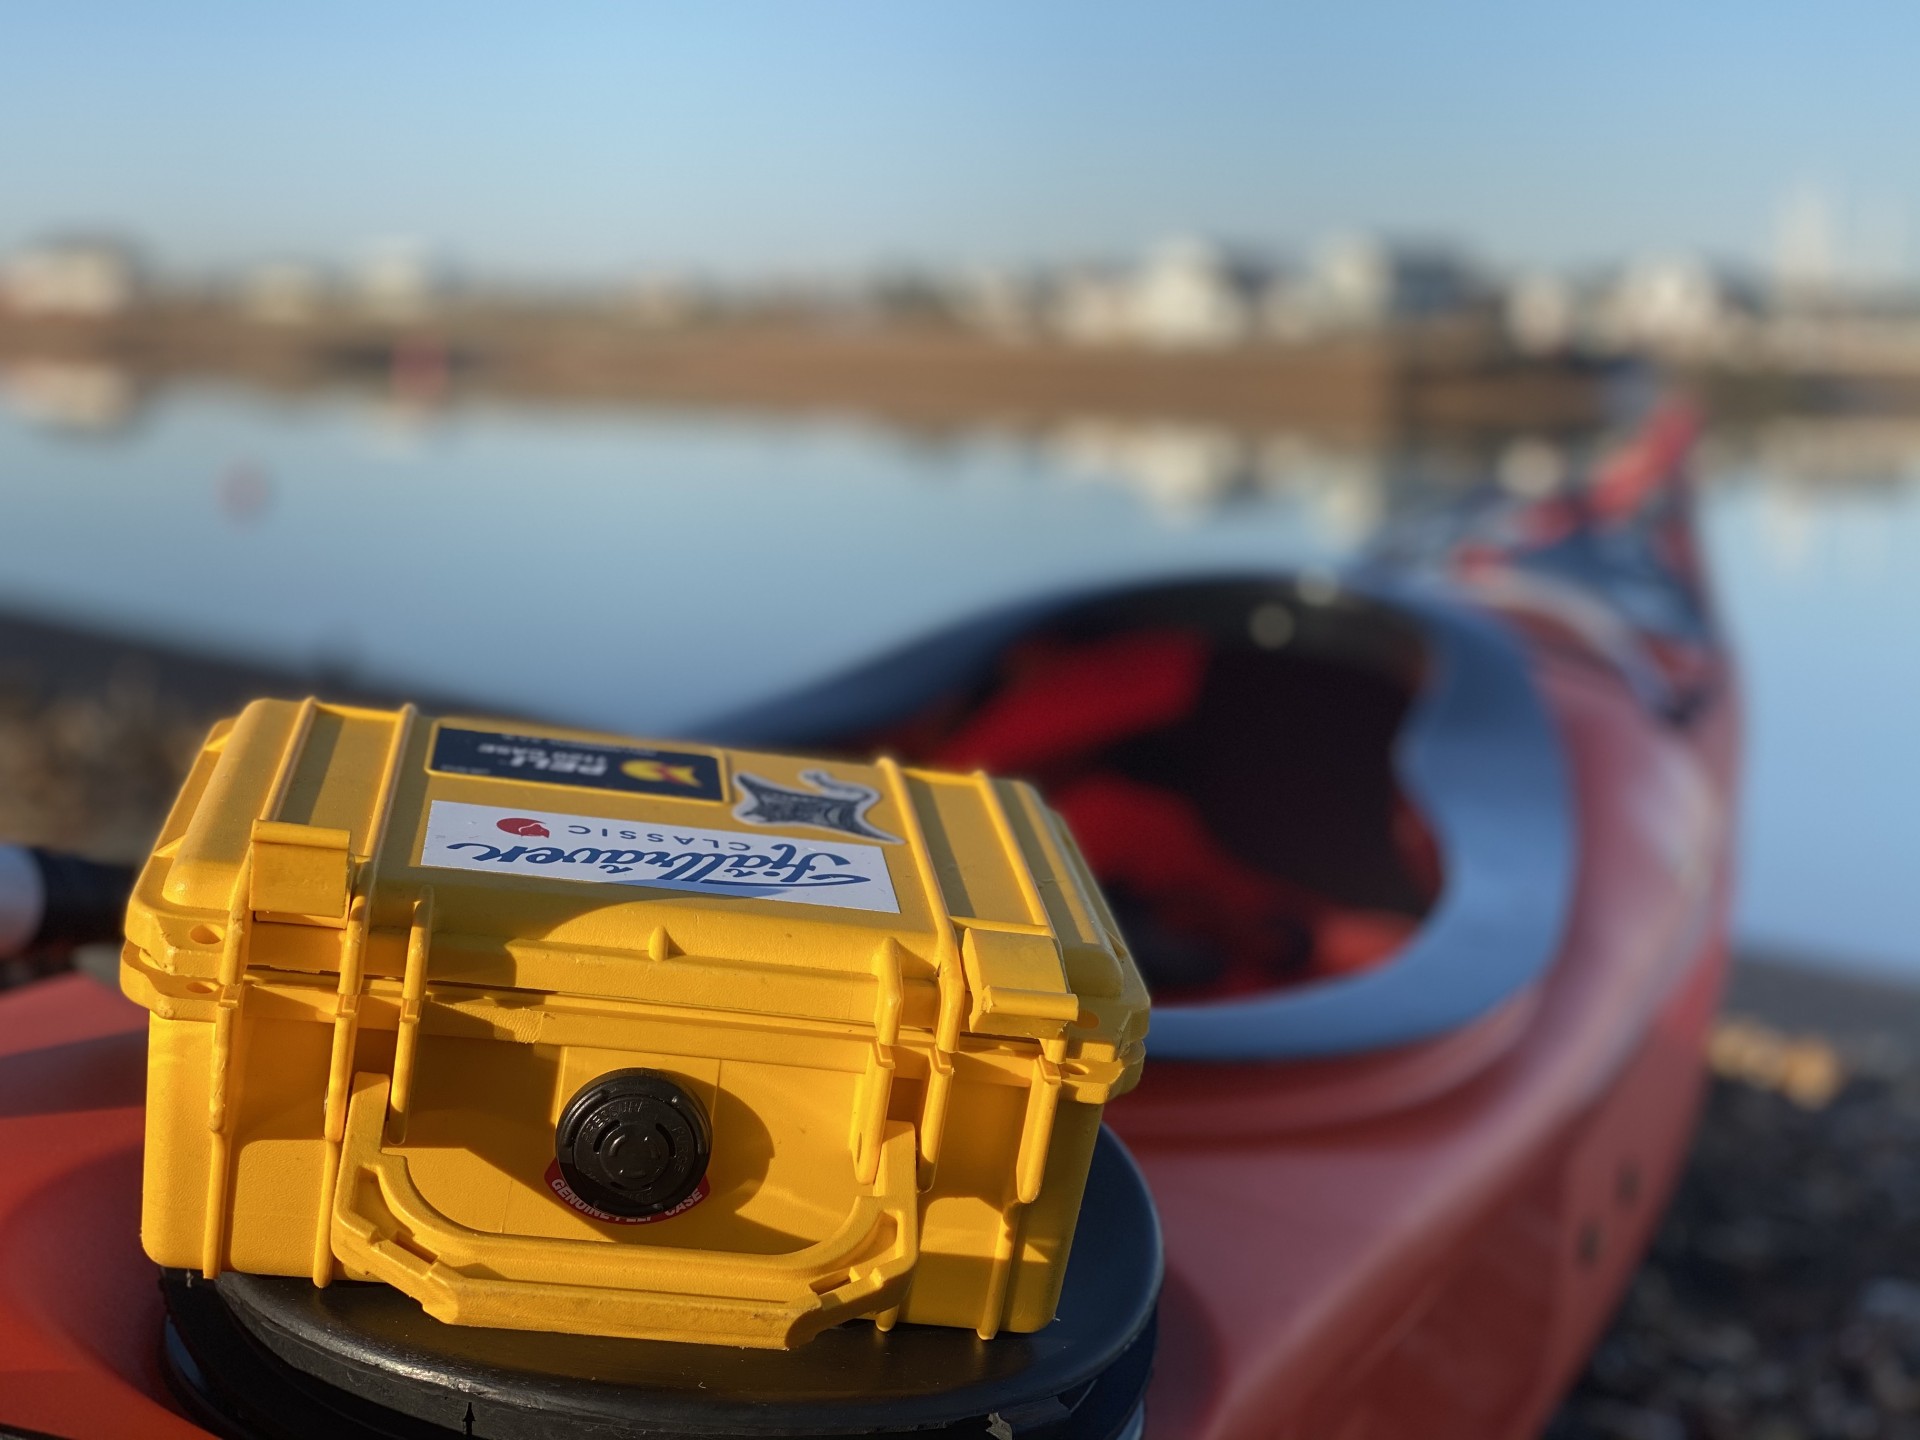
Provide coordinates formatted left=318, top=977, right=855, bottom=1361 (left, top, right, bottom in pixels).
left=884, top=623, right=1429, bottom=997
left=1053, top=772, right=1313, bottom=932
left=930, top=630, right=1211, bottom=774
left=1053, top=773, right=1417, bottom=995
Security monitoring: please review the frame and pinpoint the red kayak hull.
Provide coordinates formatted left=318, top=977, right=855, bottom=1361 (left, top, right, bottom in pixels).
left=1119, top=634, right=1737, bottom=1439
left=0, top=976, right=203, bottom=1438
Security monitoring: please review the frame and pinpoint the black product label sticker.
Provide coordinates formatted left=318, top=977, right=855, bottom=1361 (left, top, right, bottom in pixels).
left=430, top=727, right=723, bottom=802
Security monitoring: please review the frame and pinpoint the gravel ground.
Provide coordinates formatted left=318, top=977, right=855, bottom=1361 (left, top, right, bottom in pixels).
left=0, top=611, right=371, bottom=860
left=5, top=609, right=1919, bottom=1439
left=0, top=610, right=431, bottom=985
left=1550, top=1053, right=1920, bottom=1440
left=1550, top=959, right=1920, bottom=1440
left=0, top=610, right=469, bottom=859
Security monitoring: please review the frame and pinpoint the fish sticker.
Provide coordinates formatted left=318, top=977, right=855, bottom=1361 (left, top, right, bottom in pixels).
left=731, top=769, right=901, bottom=844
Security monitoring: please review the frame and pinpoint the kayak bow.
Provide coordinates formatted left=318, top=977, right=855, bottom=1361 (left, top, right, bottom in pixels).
left=0, top=405, right=1735, bottom=1440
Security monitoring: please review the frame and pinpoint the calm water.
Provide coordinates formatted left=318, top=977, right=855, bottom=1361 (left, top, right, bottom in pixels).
left=1, top=378, right=1916, bottom=975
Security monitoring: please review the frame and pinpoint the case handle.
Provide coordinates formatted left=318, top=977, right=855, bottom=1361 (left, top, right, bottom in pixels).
left=329, top=1072, right=919, bottom=1349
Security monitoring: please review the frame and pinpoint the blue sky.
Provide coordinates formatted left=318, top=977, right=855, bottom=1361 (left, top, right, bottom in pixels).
left=2, top=3, right=1914, bottom=279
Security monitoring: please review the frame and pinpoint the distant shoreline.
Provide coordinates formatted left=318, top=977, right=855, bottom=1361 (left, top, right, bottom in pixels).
left=0, top=307, right=1611, bottom=437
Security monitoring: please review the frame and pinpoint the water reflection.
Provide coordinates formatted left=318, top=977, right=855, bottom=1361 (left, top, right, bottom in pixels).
left=1723, top=416, right=1920, bottom=489
left=1042, top=418, right=1552, bottom=552
left=0, top=361, right=142, bottom=433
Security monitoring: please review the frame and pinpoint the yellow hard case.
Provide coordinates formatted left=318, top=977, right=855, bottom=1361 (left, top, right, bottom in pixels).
left=121, top=700, right=1148, bottom=1349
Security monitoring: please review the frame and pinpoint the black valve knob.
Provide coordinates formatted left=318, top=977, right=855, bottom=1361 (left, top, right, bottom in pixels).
left=554, top=1069, right=711, bottom=1219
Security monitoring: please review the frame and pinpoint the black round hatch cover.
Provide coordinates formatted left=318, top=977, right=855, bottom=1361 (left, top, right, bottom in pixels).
left=553, top=1068, right=712, bottom=1220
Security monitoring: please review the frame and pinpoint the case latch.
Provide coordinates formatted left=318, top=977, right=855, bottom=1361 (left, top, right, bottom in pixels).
left=249, top=820, right=352, bottom=924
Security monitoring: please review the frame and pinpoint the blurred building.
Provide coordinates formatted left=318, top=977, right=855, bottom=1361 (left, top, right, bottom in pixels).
left=1591, top=255, right=1761, bottom=359
left=951, top=266, right=1040, bottom=341
left=354, top=240, right=446, bottom=323
left=624, top=273, right=712, bottom=329
left=1120, top=237, right=1273, bottom=348
left=240, top=262, right=328, bottom=325
left=1042, top=238, right=1275, bottom=348
left=1045, top=263, right=1133, bottom=345
left=968, top=233, right=1496, bottom=348
left=1504, top=271, right=1584, bottom=354
left=862, top=268, right=962, bottom=327
left=1266, top=235, right=1484, bottom=338
left=1, top=239, right=140, bottom=317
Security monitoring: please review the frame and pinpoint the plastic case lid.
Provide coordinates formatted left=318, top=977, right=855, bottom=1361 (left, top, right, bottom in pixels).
left=126, top=700, right=1148, bottom=1096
